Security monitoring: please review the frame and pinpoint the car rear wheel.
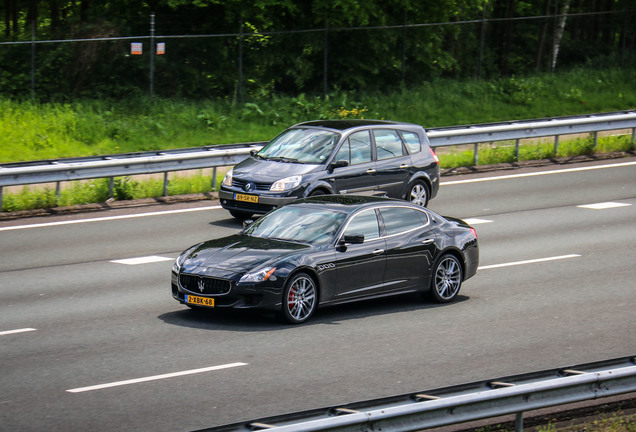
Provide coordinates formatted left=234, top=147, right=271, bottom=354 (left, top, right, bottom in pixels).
left=406, top=180, right=429, bottom=207
left=282, top=273, right=317, bottom=324
left=430, top=254, right=463, bottom=302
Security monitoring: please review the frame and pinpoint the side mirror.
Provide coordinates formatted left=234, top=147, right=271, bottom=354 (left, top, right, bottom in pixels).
left=242, top=219, right=254, bottom=229
left=343, top=234, right=364, bottom=244
left=250, top=149, right=258, bottom=157
left=328, top=160, right=348, bottom=172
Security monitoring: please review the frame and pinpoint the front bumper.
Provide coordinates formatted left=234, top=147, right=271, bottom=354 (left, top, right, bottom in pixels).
left=171, top=271, right=283, bottom=311
left=218, top=189, right=299, bottom=215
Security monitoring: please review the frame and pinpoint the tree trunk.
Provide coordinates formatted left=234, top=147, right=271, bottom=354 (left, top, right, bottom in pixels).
left=535, top=0, right=552, bottom=70
left=551, top=0, right=570, bottom=71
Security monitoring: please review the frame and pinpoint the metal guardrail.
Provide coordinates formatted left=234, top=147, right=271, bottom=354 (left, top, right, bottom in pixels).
left=1, top=111, right=635, bottom=208
left=195, top=356, right=636, bottom=432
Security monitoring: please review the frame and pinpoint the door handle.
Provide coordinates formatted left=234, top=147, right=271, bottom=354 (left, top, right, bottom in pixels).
left=372, top=249, right=385, bottom=255
left=422, top=239, right=434, bottom=245
left=366, top=168, right=376, bottom=174
left=399, top=164, right=409, bottom=169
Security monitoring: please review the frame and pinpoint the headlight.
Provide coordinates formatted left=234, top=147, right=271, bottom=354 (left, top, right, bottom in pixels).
left=239, top=267, right=276, bottom=283
left=172, top=254, right=185, bottom=273
left=222, top=169, right=233, bottom=187
left=270, top=175, right=302, bottom=191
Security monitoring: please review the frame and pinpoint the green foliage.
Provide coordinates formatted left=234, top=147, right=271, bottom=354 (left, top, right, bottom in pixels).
left=1, top=1, right=634, bottom=99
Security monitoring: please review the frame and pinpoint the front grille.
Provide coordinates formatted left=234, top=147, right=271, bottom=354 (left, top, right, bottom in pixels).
left=232, top=178, right=271, bottom=191
left=180, top=274, right=231, bottom=295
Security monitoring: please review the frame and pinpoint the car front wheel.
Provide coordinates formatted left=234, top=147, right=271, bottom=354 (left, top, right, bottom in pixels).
left=430, top=254, right=463, bottom=302
left=406, top=180, right=429, bottom=207
left=282, top=273, right=317, bottom=324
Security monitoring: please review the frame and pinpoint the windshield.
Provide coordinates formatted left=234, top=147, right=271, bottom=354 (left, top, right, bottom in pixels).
left=257, top=128, right=340, bottom=164
left=244, top=206, right=347, bottom=245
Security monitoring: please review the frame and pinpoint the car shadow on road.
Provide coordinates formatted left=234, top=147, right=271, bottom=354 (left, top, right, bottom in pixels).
left=157, top=294, right=470, bottom=332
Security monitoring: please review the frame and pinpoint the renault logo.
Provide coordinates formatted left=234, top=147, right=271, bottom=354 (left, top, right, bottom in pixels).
left=244, top=182, right=255, bottom=192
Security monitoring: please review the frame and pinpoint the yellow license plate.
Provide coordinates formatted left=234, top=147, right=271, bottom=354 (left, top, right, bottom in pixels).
left=185, top=295, right=215, bottom=307
left=234, top=193, right=259, bottom=203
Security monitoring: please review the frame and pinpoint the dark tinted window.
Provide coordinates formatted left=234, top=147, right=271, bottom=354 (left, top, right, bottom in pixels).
left=245, top=206, right=346, bottom=244
left=343, top=209, right=380, bottom=240
left=400, top=131, right=421, bottom=154
left=379, top=207, right=426, bottom=236
left=335, top=131, right=372, bottom=165
left=374, top=130, right=405, bottom=160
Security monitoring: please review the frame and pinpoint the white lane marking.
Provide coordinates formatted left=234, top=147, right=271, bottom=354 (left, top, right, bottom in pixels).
left=110, top=256, right=173, bottom=265
left=0, top=328, right=37, bottom=336
left=463, top=218, right=493, bottom=225
left=578, top=202, right=632, bottom=210
left=479, top=254, right=581, bottom=270
left=66, top=362, right=248, bottom=393
left=441, top=161, right=636, bottom=185
left=0, top=205, right=223, bottom=232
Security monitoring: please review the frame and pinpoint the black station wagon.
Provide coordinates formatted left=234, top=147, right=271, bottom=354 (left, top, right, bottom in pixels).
left=219, top=120, right=440, bottom=219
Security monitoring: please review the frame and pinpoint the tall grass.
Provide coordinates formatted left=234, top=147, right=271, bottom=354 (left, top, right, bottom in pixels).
left=1, top=65, right=635, bottom=163
left=1, top=65, right=635, bottom=212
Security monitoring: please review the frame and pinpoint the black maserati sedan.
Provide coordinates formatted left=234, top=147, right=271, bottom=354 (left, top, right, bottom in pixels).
left=219, top=119, right=440, bottom=220
left=171, top=195, right=478, bottom=324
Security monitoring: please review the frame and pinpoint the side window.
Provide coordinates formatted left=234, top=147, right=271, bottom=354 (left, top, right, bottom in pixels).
left=400, top=131, right=421, bottom=154
left=374, top=130, right=405, bottom=160
left=343, top=209, right=380, bottom=240
left=378, top=207, right=427, bottom=236
left=334, top=131, right=372, bottom=165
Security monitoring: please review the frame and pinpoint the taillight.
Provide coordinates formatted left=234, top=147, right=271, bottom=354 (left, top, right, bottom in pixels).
left=470, top=227, right=477, bottom=239
left=431, top=148, right=440, bottom=165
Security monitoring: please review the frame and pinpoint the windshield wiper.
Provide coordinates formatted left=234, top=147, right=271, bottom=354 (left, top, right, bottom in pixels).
left=268, top=156, right=299, bottom=163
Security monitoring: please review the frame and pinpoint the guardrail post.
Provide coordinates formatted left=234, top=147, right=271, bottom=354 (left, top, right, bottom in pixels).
left=163, top=172, right=169, bottom=196
left=631, top=127, right=635, bottom=149
left=515, top=139, right=520, bottom=161
left=212, top=167, right=218, bottom=190
left=55, top=181, right=61, bottom=203
left=554, top=135, right=560, bottom=156
left=515, top=412, right=523, bottom=432
left=473, top=143, right=479, bottom=165
left=593, top=131, right=598, bottom=149
left=108, top=178, right=114, bottom=199
left=0, top=186, right=3, bottom=211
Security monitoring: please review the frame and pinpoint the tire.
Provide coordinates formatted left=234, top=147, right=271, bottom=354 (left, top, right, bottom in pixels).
left=430, top=254, right=463, bottom=303
left=281, top=273, right=318, bottom=324
left=229, top=210, right=253, bottom=220
left=309, top=189, right=328, bottom=197
left=406, top=180, right=430, bottom=207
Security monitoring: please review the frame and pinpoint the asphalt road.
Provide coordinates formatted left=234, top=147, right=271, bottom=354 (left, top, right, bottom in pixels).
left=1, top=158, right=635, bottom=432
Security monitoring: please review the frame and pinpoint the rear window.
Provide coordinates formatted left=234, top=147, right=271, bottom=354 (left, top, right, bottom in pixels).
left=400, top=131, right=421, bottom=154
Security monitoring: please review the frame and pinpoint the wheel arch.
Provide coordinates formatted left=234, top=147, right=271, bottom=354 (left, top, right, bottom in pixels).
left=305, top=182, right=334, bottom=197
left=434, top=248, right=467, bottom=281
left=285, top=266, right=322, bottom=303
left=403, top=172, right=433, bottom=200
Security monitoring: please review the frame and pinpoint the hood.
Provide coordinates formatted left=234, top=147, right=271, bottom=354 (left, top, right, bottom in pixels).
left=232, top=157, right=321, bottom=183
left=181, top=234, right=309, bottom=274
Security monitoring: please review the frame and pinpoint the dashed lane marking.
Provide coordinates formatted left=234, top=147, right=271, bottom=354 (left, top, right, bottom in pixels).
left=479, top=254, right=581, bottom=270
left=66, top=362, right=248, bottom=393
left=463, top=218, right=493, bottom=225
left=0, top=328, right=37, bottom=336
left=577, top=202, right=632, bottom=210
left=110, top=256, right=173, bottom=265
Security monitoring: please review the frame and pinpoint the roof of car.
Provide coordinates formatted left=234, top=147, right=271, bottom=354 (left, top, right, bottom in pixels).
left=293, top=119, right=413, bottom=131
